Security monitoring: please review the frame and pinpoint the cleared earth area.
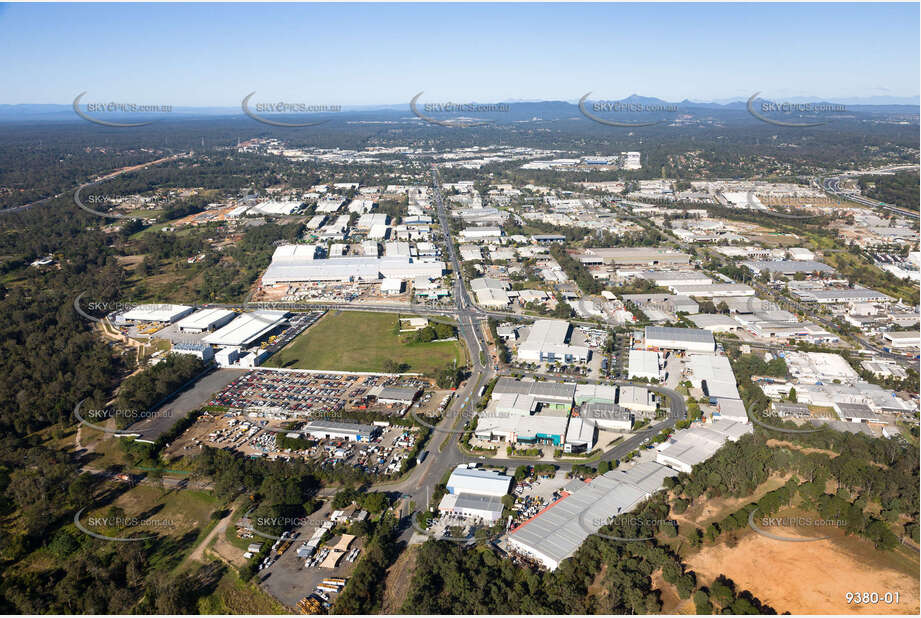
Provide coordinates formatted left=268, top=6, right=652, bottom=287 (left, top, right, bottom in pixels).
left=685, top=527, right=920, bottom=615
left=264, top=311, right=464, bottom=374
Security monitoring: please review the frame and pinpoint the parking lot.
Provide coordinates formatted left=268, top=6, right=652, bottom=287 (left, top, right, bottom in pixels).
left=256, top=500, right=363, bottom=610
left=509, top=469, right=574, bottom=529
left=207, top=370, right=364, bottom=417
left=205, top=370, right=445, bottom=420
left=262, top=311, right=325, bottom=355
left=166, top=408, right=428, bottom=478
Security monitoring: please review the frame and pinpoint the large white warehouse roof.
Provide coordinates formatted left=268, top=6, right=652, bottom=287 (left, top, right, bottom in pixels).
left=202, top=311, right=288, bottom=347
left=120, top=304, right=194, bottom=323
left=446, top=466, right=512, bottom=497
left=508, top=462, right=673, bottom=570
left=176, top=308, right=236, bottom=332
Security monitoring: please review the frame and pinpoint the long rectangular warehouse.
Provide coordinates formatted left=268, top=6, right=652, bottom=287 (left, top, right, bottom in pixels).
left=492, top=377, right=576, bottom=405
left=202, top=311, right=288, bottom=347
left=508, top=462, right=673, bottom=570
left=656, top=419, right=752, bottom=473
left=176, top=308, right=236, bottom=333
left=302, top=420, right=378, bottom=442
left=580, top=247, right=690, bottom=266
left=118, top=304, right=195, bottom=324
left=645, top=326, right=715, bottom=353
left=262, top=251, right=444, bottom=284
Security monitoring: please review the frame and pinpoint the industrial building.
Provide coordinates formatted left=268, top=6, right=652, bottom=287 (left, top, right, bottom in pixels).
left=373, top=386, right=420, bottom=404
left=644, top=326, right=715, bottom=353
left=202, top=311, right=289, bottom=348
left=302, top=420, right=379, bottom=442
left=215, top=347, right=239, bottom=367
left=482, top=379, right=641, bottom=451
left=715, top=398, right=748, bottom=421
left=563, top=416, right=598, bottom=452
left=637, top=271, right=712, bottom=287
left=445, top=465, right=513, bottom=497
left=471, top=277, right=512, bottom=308
left=262, top=246, right=444, bottom=284
left=883, top=331, right=920, bottom=349
left=368, top=224, right=389, bottom=240
left=171, top=342, right=215, bottom=362
left=573, top=383, right=618, bottom=405
left=617, top=386, right=656, bottom=416
left=579, top=247, right=690, bottom=267
left=772, top=381, right=915, bottom=416
left=685, top=354, right=739, bottom=396
left=628, top=349, right=661, bottom=380
left=251, top=199, right=302, bottom=215
left=834, top=402, right=886, bottom=425
left=356, top=213, right=388, bottom=229
left=784, top=351, right=860, bottom=385
left=668, top=283, right=755, bottom=298
left=508, top=462, right=673, bottom=570
left=380, top=278, right=403, bottom=295
left=438, top=493, right=504, bottom=523
left=735, top=310, right=839, bottom=344
left=578, top=402, right=632, bottom=432
left=687, top=314, right=740, bottom=332
left=176, top=308, right=236, bottom=333
left=741, top=260, right=835, bottom=276
left=492, top=392, right=540, bottom=416
left=517, top=320, right=590, bottom=363
left=315, top=197, right=345, bottom=213
left=492, top=378, right=575, bottom=409
left=622, top=293, right=700, bottom=316
left=474, top=414, right=568, bottom=446
left=656, top=419, right=752, bottom=473
left=787, top=247, right=815, bottom=261
left=793, top=287, right=893, bottom=305
left=458, top=226, right=503, bottom=241
left=117, top=304, right=195, bottom=324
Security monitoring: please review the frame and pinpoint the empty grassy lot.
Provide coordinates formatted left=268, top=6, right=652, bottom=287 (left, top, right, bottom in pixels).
left=264, top=311, right=465, bottom=374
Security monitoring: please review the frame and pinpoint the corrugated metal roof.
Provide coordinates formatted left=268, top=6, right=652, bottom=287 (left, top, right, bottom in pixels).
left=645, top=326, right=714, bottom=345
left=202, top=311, right=287, bottom=346
left=509, top=462, right=672, bottom=568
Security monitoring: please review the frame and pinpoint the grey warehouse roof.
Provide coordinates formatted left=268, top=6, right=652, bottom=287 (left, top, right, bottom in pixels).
left=376, top=386, right=420, bottom=401
left=509, top=462, right=672, bottom=569
left=645, top=326, right=715, bottom=345
left=743, top=260, right=834, bottom=274
left=492, top=377, right=576, bottom=401
left=304, top=420, right=375, bottom=435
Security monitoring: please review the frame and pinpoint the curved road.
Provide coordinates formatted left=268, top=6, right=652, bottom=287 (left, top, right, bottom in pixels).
left=372, top=170, right=687, bottom=537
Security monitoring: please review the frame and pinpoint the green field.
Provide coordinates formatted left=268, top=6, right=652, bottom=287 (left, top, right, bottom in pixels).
left=264, top=311, right=465, bottom=374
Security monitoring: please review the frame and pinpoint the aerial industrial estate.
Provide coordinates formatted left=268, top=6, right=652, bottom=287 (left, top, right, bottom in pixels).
left=0, top=2, right=918, bottom=617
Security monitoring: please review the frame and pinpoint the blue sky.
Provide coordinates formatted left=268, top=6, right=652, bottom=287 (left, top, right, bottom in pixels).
left=0, top=2, right=918, bottom=105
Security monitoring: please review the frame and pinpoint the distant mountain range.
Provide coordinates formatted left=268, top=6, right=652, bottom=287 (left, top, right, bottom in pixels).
left=0, top=94, right=916, bottom=122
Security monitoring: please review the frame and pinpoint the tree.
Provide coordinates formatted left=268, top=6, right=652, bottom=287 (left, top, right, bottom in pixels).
left=436, top=366, right=462, bottom=389
left=693, top=589, right=712, bottom=614
left=709, top=578, right=734, bottom=609
left=552, top=300, right=573, bottom=319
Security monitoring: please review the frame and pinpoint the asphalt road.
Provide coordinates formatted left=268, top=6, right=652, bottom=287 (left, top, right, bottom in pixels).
left=821, top=172, right=919, bottom=220
left=373, top=170, right=689, bottom=538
